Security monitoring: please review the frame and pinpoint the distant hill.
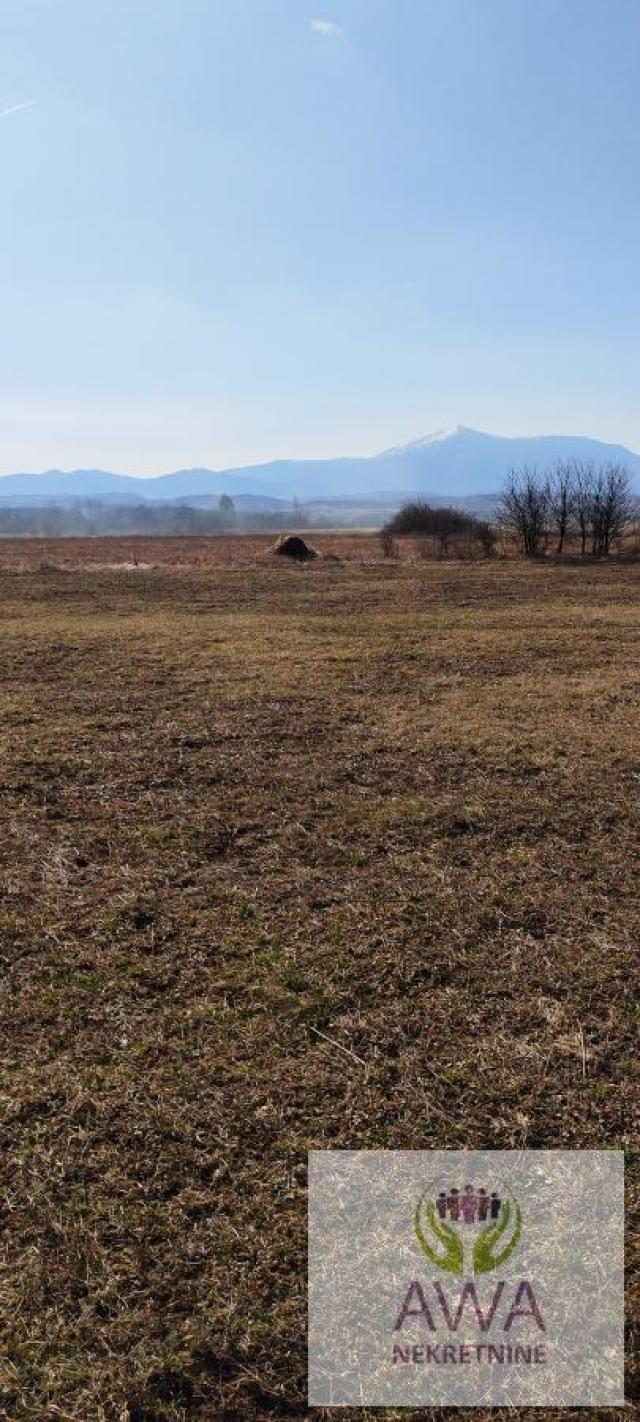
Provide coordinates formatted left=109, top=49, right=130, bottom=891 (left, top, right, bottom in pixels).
left=1, top=426, right=639, bottom=505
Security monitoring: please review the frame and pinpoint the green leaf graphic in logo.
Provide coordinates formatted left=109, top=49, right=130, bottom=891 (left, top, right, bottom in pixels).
left=473, top=1196, right=522, bottom=1274
left=414, top=1193, right=463, bottom=1275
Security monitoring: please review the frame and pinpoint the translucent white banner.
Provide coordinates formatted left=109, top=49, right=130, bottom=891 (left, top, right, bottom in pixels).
left=308, top=1149, right=624, bottom=1406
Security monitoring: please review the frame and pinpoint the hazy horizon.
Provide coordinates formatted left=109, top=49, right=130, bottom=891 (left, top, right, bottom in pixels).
left=3, top=421, right=640, bottom=481
left=3, top=0, right=640, bottom=473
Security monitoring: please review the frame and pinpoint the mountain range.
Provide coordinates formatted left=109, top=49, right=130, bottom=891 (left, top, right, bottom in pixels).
left=1, top=426, right=639, bottom=505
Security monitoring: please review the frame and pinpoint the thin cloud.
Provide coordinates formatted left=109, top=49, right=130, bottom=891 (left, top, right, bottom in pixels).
left=308, top=19, right=343, bottom=38
left=0, top=100, right=37, bottom=120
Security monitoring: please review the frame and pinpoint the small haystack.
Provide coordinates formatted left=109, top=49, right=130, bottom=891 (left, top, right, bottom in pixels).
left=272, top=534, right=319, bottom=562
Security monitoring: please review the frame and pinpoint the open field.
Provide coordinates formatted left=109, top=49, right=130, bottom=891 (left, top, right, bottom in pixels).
left=0, top=537, right=638, bottom=1419
left=0, top=532, right=381, bottom=572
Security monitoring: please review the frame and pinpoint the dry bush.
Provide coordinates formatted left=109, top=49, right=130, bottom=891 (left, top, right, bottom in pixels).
left=379, top=527, right=397, bottom=558
left=382, top=502, right=497, bottom=560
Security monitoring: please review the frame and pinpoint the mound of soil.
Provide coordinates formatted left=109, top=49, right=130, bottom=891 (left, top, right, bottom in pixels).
left=272, top=535, right=318, bottom=561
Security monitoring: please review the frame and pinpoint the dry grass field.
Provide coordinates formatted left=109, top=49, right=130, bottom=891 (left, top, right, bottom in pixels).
left=0, top=535, right=638, bottom=1420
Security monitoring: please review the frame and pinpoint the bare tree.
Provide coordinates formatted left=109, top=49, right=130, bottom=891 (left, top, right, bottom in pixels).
left=589, top=464, right=634, bottom=556
left=498, top=466, right=549, bottom=556
left=545, top=460, right=576, bottom=555
left=571, top=460, right=594, bottom=556
left=219, top=493, right=236, bottom=525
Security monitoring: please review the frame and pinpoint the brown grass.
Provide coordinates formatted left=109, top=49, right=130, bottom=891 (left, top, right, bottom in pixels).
left=0, top=537, right=637, bottom=1420
left=0, top=531, right=381, bottom=572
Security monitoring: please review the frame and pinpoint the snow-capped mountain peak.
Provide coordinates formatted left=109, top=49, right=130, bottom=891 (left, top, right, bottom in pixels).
left=380, top=425, right=479, bottom=457
left=0, top=428, right=638, bottom=502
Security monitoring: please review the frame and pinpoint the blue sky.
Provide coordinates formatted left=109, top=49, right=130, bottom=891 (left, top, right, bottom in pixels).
left=2, top=0, right=640, bottom=473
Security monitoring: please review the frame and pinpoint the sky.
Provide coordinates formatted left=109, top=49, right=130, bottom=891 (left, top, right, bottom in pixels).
left=2, top=0, right=640, bottom=474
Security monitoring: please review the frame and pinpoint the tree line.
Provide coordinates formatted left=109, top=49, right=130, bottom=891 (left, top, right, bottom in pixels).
left=499, top=460, right=636, bottom=557
left=0, top=497, right=332, bottom=539
left=380, top=461, right=637, bottom=559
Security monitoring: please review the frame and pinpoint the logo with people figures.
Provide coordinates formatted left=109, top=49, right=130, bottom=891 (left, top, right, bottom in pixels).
left=415, top=1183, right=522, bottom=1276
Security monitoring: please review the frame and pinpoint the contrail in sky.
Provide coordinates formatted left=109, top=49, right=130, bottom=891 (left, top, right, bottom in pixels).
left=0, top=100, right=37, bottom=119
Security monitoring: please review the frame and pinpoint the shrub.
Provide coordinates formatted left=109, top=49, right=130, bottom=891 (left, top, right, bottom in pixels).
left=381, top=501, right=496, bottom=558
